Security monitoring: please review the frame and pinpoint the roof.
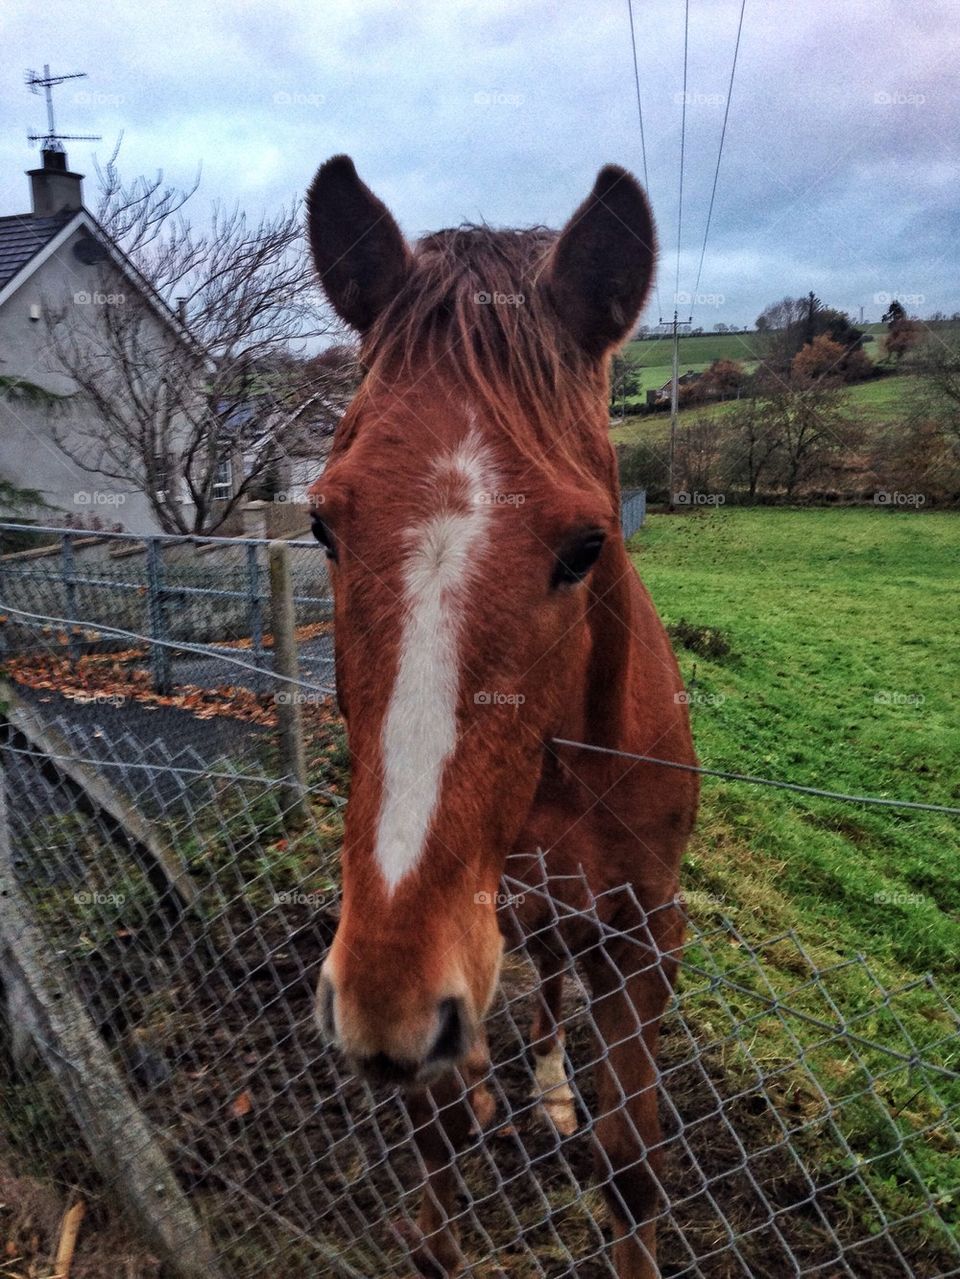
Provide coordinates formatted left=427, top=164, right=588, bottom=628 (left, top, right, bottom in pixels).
left=0, top=208, right=201, bottom=359
left=0, top=211, right=76, bottom=291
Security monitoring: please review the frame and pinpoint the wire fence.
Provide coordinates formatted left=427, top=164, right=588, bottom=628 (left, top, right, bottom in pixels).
left=0, top=509, right=958, bottom=1277
left=0, top=521, right=336, bottom=779
left=0, top=722, right=958, bottom=1278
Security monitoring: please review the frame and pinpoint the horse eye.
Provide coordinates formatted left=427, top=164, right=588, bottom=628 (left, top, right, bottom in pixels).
left=551, top=529, right=606, bottom=588
left=311, top=515, right=337, bottom=561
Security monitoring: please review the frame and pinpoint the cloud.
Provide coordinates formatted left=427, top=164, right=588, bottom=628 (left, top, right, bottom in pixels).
left=1, top=0, right=956, bottom=327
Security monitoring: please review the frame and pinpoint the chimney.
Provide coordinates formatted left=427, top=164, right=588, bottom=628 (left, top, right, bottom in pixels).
left=27, top=148, right=84, bottom=218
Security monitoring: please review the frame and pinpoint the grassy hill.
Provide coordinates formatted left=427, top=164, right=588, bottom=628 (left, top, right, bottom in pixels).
left=632, top=506, right=960, bottom=1222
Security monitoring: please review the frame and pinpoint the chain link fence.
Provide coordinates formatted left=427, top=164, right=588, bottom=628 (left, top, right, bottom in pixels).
left=0, top=522, right=335, bottom=779
left=1, top=719, right=957, bottom=1278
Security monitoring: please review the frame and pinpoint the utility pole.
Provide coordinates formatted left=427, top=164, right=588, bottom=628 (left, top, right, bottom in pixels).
left=658, top=309, right=692, bottom=510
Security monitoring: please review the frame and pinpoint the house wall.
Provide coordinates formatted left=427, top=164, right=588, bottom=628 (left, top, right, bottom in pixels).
left=0, top=224, right=182, bottom=534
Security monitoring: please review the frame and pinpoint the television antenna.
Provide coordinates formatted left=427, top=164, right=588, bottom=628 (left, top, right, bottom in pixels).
left=26, top=64, right=101, bottom=153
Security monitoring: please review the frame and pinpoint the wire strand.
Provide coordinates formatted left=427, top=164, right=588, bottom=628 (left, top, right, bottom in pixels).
left=0, top=602, right=336, bottom=698
left=693, top=0, right=747, bottom=301
left=552, top=738, right=960, bottom=817
left=626, top=0, right=662, bottom=319
left=675, top=0, right=690, bottom=304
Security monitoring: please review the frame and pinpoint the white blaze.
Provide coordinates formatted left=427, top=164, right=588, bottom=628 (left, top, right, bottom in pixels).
left=374, top=430, right=498, bottom=892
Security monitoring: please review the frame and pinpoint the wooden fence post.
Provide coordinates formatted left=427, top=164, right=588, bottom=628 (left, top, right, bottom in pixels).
left=268, top=540, right=308, bottom=821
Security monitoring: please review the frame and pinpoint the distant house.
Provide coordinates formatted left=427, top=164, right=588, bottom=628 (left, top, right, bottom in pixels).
left=0, top=147, right=193, bottom=533
left=653, top=369, right=702, bottom=403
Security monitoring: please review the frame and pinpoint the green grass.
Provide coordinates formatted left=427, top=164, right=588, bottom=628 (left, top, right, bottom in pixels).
left=630, top=506, right=960, bottom=1214
left=627, top=331, right=765, bottom=367
left=609, top=371, right=918, bottom=447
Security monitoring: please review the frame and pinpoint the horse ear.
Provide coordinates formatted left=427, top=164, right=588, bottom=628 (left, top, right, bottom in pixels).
left=307, top=155, right=411, bottom=333
left=542, top=165, right=656, bottom=360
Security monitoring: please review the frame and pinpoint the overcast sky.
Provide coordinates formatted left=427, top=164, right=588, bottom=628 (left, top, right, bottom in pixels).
left=2, top=0, right=957, bottom=331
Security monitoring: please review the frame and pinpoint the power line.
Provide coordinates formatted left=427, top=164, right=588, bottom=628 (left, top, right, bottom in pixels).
left=675, top=0, right=691, bottom=304
left=693, top=0, right=747, bottom=301
left=626, top=0, right=662, bottom=319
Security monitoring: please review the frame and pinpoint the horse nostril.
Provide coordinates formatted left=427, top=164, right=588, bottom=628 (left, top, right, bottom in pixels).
left=426, top=996, right=469, bottom=1065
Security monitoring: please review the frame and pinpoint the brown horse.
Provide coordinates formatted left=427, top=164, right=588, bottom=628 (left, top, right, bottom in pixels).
left=306, top=155, right=698, bottom=1278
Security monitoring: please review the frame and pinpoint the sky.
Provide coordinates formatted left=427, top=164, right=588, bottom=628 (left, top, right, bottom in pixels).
left=1, top=0, right=957, bottom=332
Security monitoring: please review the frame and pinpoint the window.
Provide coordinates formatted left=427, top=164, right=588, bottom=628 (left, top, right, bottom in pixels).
left=213, top=455, right=233, bottom=501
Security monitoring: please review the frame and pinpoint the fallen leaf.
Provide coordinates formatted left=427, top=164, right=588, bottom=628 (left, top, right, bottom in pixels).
left=230, top=1090, right=253, bottom=1118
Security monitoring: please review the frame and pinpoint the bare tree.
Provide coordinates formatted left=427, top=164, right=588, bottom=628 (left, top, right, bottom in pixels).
left=765, top=382, right=859, bottom=497
left=909, top=331, right=960, bottom=448
left=43, top=154, right=354, bottom=534
left=721, top=397, right=783, bottom=501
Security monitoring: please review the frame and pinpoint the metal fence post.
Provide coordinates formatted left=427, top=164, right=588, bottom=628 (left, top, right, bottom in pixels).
left=61, top=532, right=81, bottom=668
left=247, top=541, right=264, bottom=694
left=146, top=537, right=172, bottom=694
left=268, top=540, right=308, bottom=820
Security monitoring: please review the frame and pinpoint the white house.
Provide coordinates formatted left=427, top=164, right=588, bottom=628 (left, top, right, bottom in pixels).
left=0, top=147, right=193, bottom=534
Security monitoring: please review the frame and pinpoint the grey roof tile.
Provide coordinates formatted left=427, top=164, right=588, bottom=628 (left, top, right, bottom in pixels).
left=0, top=211, right=76, bottom=292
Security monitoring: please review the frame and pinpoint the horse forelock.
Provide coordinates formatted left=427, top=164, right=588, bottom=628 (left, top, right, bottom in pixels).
left=355, top=225, right=610, bottom=473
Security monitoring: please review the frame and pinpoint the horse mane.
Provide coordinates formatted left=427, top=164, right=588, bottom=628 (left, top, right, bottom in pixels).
left=358, top=226, right=612, bottom=472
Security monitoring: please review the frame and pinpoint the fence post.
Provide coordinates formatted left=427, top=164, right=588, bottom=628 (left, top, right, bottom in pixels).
left=268, top=540, right=308, bottom=820
left=61, top=532, right=81, bottom=668
left=247, top=540, right=264, bottom=694
left=145, top=537, right=172, bottom=694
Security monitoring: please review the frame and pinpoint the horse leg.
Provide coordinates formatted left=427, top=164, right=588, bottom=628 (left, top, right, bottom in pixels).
left=584, top=904, right=683, bottom=1279
left=529, top=963, right=577, bottom=1135
left=467, top=1025, right=496, bottom=1131
left=402, top=1064, right=478, bottom=1278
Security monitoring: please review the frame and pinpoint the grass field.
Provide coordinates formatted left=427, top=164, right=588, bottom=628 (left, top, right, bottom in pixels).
left=609, top=371, right=915, bottom=447
left=610, top=325, right=906, bottom=442
left=631, top=506, right=960, bottom=1216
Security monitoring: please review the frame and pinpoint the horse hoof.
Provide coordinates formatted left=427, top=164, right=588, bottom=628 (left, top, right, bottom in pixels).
left=540, top=1094, right=579, bottom=1136
left=532, top=1041, right=578, bottom=1135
